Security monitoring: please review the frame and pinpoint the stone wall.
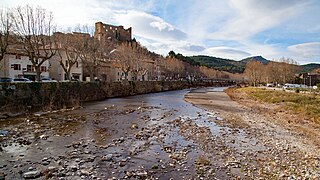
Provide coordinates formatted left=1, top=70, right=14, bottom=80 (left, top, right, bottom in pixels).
left=0, top=81, right=233, bottom=114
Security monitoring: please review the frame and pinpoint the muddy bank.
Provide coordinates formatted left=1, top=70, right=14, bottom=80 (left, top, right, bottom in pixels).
left=185, top=87, right=320, bottom=179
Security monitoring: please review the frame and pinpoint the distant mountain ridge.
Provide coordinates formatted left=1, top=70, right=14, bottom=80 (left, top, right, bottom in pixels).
left=301, top=63, right=320, bottom=73
left=189, top=55, right=320, bottom=74
left=240, top=56, right=269, bottom=64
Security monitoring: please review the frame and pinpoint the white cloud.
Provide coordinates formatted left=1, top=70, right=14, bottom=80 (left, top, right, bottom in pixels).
left=209, top=0, right=310, bottom=40
left=150, top=21, right=174, bottom=31
left=114, top=10, right=187, bottom=42
left=203, top=47, right=251, bottom=60
left=137, top=37, right=205, bottom=56
left=288, top=42, right=320, bottom=58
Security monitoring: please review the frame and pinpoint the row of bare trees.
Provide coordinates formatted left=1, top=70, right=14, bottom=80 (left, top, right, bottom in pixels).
left=113, top=42, right=151, bottom=81
left=160, top=56, right=242, bottom=81
left=244, top=58, right=300, bottom=86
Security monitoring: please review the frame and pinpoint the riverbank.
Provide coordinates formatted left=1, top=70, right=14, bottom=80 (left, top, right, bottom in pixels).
left=185, top=87, right=320, bottom=179
left=0, top=81, right=233, bottom=117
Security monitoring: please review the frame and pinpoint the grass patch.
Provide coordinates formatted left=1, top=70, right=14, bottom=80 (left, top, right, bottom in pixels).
left=237, top=87, right=320, bottom=123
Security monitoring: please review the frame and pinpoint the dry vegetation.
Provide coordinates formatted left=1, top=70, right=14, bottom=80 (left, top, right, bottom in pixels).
left=229, top=87, right=320, bottom=124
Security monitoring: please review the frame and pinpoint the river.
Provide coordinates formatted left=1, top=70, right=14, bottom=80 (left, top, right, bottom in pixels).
left=0, top=88, right=230, bottom=179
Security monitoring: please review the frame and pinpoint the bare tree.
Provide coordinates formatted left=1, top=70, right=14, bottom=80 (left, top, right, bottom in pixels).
left=264, top=58, right=300, bottom=84
left=163, top=57, right=184, bottom=80
left=277, top=57, right=300, bottom=84
left=131, top=45, right=150, bottom=81
left=11, top=5, right=56, bottom=81
left=78, top=36, right=103, bottom=82
left=0, top=8, right=12, bottom=62
left=113, top=42, right=139, bottom=81
left=244, top=60, right=265, bottom=86
left=54, top=32, right=82, bottom=80
left=70, top=24, right=116, bottom=82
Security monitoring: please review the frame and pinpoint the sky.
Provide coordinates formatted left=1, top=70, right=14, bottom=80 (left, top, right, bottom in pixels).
left=2, top=0, right=320, bottom=64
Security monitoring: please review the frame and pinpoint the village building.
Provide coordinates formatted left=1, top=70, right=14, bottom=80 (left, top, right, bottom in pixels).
left=300, top=73, right=320, bottom=86
left=1, top=22, right=160, bottom=82
left=0, top=50, right=50, bottom=81
left=50, top=32, right=85, bottom=81
left=49, top=53, right=83, bottom=81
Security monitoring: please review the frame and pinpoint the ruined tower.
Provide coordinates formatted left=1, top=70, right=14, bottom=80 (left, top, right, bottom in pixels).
left=94, top=22, right=132, bottom=42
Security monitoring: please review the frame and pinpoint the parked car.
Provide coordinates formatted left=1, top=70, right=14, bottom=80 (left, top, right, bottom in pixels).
left=41, top=77, right=57, bottom=82
left=13, top=78, right=33, bottom=82
left=283, top=83, right=308, bottom=89
left=0, top=77, right=13, bottom=83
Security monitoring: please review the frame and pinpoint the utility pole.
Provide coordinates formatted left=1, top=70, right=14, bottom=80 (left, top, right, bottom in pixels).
left=310, top=75, right=312, bottom=88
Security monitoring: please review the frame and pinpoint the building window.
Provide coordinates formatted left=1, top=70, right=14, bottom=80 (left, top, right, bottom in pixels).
left=27, top=65, right=34, bottom=72
left=15, top=55, right=21, bottom=59
left=76, top=61, right=79, bottom=68
left=11, top=64, right=21, bottom=70
left=41, top=66, right=47, bottom=72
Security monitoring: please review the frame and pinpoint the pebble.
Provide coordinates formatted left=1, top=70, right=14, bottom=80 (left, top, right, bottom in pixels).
left=70, top=165, right=78, bottom=172
left=102, top=154, right=113, bottom=161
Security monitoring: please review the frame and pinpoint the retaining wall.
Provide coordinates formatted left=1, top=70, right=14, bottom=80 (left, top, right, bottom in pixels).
left=0, top=81, right=233, bottom=114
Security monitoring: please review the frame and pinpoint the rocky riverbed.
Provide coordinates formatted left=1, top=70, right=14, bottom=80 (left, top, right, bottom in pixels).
left=0, top=87, right=319, bottom=179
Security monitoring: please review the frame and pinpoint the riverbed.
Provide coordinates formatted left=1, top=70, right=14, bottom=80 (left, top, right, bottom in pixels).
left=0, top=87, right=319, bottom=179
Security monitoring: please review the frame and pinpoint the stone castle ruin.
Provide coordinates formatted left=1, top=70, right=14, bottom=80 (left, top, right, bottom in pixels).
left=94, top=22, right=132, bottom=42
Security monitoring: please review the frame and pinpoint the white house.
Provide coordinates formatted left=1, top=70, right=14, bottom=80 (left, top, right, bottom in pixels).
left=0, top=52, right=50, bottom=81
left=49, top=52, right=83, bottom=81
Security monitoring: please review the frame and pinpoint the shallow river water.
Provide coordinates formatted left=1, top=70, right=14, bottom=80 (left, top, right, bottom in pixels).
left=0, top=87, right=267, bottom=179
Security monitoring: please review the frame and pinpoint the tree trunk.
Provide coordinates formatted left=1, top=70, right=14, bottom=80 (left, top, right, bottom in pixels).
left=35, top=66, right=41, bottom=81
left=90, top=73, right=94, bottom=82
left=66, top=69, right=71, bottom=80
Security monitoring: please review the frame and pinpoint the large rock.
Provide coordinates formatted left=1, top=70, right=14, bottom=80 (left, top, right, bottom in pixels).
left=23, top=170, right=41, bottom=179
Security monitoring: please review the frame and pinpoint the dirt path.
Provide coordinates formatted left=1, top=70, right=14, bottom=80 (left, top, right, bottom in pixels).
left=185, top=87, right=320, bottom=179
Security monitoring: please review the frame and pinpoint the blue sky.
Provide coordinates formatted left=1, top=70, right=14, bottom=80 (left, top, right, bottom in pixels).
left=2, top=0, right=320, bottom=64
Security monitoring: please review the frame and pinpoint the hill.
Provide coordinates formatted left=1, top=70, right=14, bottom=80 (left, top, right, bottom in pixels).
left=189, top=55, right=245, bottom=73
left=300, top=63, right=320, bottom=73
left=240, top=56, right=269, bottom=64
left=189, top=55, right=320, bottom=74
left=189, top=55, right=269, bottom=73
